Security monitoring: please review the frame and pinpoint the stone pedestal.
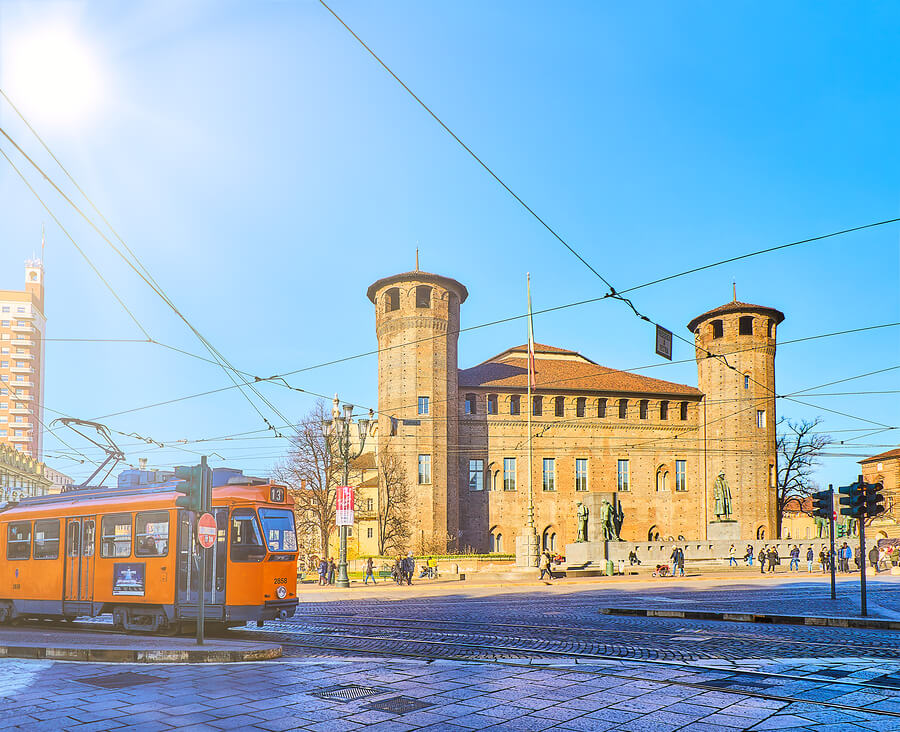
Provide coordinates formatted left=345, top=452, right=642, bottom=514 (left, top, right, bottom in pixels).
left=515, top=530, right=539, bottom=568
left=564, top=540, right=607, bottom=567
left=707, top=520, right=740, bottom=541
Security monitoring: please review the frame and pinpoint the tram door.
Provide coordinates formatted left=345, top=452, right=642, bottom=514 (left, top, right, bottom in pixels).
left=63, top=516, right=97, bottom=615
left=176, top=508, right=228, bottom=616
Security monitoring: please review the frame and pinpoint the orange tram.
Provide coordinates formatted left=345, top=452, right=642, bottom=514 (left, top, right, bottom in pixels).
left=0, top=473, right=299, bottom=633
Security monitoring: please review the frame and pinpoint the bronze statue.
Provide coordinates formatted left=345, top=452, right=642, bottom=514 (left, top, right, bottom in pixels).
left=575, top=502, right=588, bottom=542
left=713, top=470, right=733, bottom=520
left=600, top=499, right=621, bottom=541
left=613, top=501, right=625, bottom=541
left=814, top=514, right=827, bottom=538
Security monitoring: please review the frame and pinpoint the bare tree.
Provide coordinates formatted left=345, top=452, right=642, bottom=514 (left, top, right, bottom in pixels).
left=376, top=444, right=411, bottom=556
left=273, top=402, right=339, bottom=560
left=777, top=416, right=832, bottom=538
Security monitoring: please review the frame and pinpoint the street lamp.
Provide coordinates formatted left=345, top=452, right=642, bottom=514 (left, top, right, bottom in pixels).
left=322, top=394, right=373, bottom=588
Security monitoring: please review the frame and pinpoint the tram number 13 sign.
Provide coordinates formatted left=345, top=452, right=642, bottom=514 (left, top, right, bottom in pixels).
left=197, top=512, right=217, bottom=548
left=336, top=485, right=355, bottom=526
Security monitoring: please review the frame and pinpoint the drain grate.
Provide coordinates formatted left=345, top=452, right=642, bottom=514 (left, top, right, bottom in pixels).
left=365, top=696, right=434, bottom=714
left=311, top=684, right=384, bottom=702
left=76, top=672, right=164, bottom=689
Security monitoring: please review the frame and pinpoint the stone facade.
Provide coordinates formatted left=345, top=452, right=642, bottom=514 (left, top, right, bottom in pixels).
left=369, top=269, right=783, bottom=552
left=860, top=448, right=900, bottom=539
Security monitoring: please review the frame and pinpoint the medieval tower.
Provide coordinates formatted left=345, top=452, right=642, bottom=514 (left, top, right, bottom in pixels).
left=688, top=298, right=783, bottom=541
left=368, top=270, right=468, bottom=550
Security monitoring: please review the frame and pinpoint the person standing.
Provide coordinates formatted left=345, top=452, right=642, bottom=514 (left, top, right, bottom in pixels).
left=728, top=544, right=737, bottom=567
left=539, top=550, right=553, bottom=581
left=676, top=547, right=685, bottom=577
left=404, top=552, right=415, bottom=585
left=869, top=545, right=880, bottom=572
left=789, top=545, right=800, bottom=572
left=806, top=546, right=814, bottom=573
left=318, top=557, right=328, bottom=586
left=364, top=556, right=376, bottom=585
left=768, top=546, right=778, bottom=573
left=760, top=546, right=768, bottom=574
left=328, top=558, right=336, bottom=585
left=745, top=545, right=754, bottom=566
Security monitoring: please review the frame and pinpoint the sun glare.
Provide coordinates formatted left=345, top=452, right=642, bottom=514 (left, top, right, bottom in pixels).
left=3, top=25, right=105, bottom=128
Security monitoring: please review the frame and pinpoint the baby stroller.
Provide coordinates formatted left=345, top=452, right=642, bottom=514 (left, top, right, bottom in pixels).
left=653, top=564, right=671, bottom=577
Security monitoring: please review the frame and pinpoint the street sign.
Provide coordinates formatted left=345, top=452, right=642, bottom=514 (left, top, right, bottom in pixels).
left=655, top=325, right=673, bottom=360
left=336, top=485, right=355, bottom=526
left=197, top=512, right=217, bottom=548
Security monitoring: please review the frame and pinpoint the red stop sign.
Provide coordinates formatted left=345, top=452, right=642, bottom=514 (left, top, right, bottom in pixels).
left=197, top=512, right=216, bottom=548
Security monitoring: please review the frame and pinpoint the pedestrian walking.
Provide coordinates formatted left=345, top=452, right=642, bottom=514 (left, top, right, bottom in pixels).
left=364, top=557, right=376, bottom=585
left=745, top=545, right=754, bottom=566
left=728, top=544, right=737, bottom=567
left=404, top=552, right=415, bottom=585
left=670, top=546, right=680, bottom=577
left=806, top=546, right=814, bottom=573
left=539, top=550, right=553, bottom=581
left=318, top=557, right=328, bottom=586
left=869, top=545, right=879, bottom=572
left=789, top=545, right=800, bottom=572
left=760, top=545, right=768, bottom=574
left=328, top=558, right=336, bottom=585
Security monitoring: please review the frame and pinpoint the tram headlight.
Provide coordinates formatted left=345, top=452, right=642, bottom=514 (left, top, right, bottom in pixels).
left=276, top=585, right=287, bottom=599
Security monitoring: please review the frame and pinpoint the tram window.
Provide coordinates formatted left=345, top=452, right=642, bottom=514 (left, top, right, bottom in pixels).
left=135, top=511, right=169, bottom=557
left=259, top=508, right=297, bottom=553
left=230, top=509, right=266, bottom=562
left=100, top=513, right=133, bottom=558
left=82, top=520, right=95, bottom=557
left=7, top=521, right=31, bottom=560
left=34, top=520, right=60, bottom=560
left=67, top=522, right=81, bottom=558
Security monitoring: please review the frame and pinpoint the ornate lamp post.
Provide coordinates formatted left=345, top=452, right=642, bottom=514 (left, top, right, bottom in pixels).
left=322, top=394, right=373, bottom=588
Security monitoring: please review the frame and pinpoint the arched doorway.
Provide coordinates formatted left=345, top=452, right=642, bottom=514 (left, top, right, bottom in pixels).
left=757, top=525, right=766, bottom=540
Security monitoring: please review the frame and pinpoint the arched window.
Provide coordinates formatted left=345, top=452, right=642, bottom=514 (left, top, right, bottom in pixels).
left=533, top=396, right=543, bottom=416
left=639, top=400, right=649, bottom=419
left=495, top=533, right=503, bottom=553
left=576, top=397, right=586, bottom=417
left=597, top=398, right=607, bottom=418
left=656, top=467, right=669, bottom=492
left=415, top=285, right=432, bottom=308
left=712, top=319, right=724, bottom=339
left=739, top=316, right=753, bottom=335
left=510, top=395, right=521, bottom=415
left=618, top=399, right=628, bottom=419
left=554, top=396, right=565, bottom=417
left=756, top=526, right=766, bottom=540
left=648, top=525, right=661, bottom=542
left=767, top=319, right=774, bottom=338
left=487, top=394, right=498, bottom=414
left=465, top=393, right=476, bottom=414
left=542, top=527, right=556, bottom=551
left=660, top=400, right=669, bottom=420
left=385, top=287, right=400, bottom=312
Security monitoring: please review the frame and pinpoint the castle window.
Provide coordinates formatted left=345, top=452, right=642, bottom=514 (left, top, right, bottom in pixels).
left=767, top=319, right=774, bottom=338
left=418, top=454, right=431, bottom=484
left=618, top=399, right=628, bottom=419
left=756, top=410, right=766, bottom=428
left=468, top=459, right=484, bottom=491
left=542, top=458, right=556, bottom=491
left=744, top=375, right=750, bottom=389
left=510, top=395, right=520, bottom=415
left=385, top=287, right=400, bottom=312
left=575, top=458, right=588, bottom=491
left=617, top=459, right=629, bottom=491
left=533, top=396, right=542, bottom=416
left=675, top=460, right=686, bottom=491
left=465, top=394, right=476, bottom=414
left=656, top=468, right=669, bottom=492
left=680, top=401, right=688, bottom=420
left=576, top=397, right=586, bottom=417
left=598, top=398, right=607, bottom=418
left=660, top=401, right=669, bottom=420
left=503, top=458, right=517, bottom=490
left=739, top=316, right=753, bottom=335
left=554, top=396, right=565, bottom=417
left=415, top=285, right=432, bottom=308
left=418, top=396, right=429, bottom=415
left=639, top=400, right=648, bottom=419
left=711, top=319, right=724, bottom=338
left=487, top=394, right=498, bottom=414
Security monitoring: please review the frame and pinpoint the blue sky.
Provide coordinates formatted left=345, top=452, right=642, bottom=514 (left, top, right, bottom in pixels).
left=0, top=0, right=897, bottom=486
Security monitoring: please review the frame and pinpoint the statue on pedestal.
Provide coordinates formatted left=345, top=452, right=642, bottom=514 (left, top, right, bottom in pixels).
left=814, top=514, right=827, bottom=539
left=613, top=502, right=625, bottom=541
left=713, top=470, right=733, bottom=520
left=575, top=502, right=588, bottom=542
left=599, top=499, right=622, bottom=541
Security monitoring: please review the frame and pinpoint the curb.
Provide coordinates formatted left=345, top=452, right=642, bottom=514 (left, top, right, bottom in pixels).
left=600, top=607, right=900, bottom=630
left=0, top=644, right=282, bottom=663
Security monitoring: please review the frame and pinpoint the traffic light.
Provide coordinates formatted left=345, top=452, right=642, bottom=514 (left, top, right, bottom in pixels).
left=811, top=489, right=833, bottom=518
left=174, top=464, right=207, bottom=512
left=863, top=482, right=886, bottom=518
left=838, top=482, right=864, bottom=517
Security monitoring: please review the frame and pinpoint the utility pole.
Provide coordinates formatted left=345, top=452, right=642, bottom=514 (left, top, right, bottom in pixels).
left=828, top=485, right=836, bottom=601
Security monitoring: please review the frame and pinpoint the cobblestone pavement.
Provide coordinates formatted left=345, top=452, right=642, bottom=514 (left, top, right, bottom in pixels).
left=7, top=578, right=900, bottom=730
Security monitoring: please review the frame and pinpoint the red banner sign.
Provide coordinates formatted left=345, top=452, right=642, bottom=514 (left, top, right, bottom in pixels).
left=336, top=485, right=355, bottom=526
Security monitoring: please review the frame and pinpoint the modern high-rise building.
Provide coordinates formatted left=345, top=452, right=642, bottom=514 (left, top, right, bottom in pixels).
left=0, top=258, right=45, bottom=459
